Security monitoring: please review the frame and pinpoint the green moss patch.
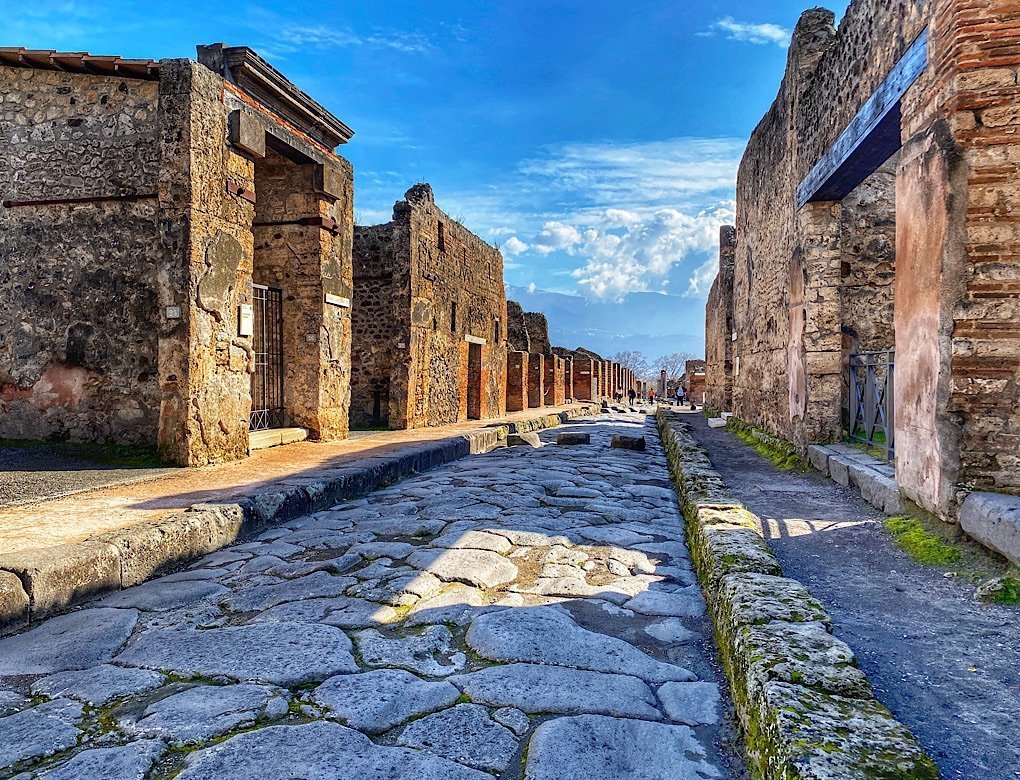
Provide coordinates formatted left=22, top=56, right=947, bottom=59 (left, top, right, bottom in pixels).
left=725, top=419, right=806, bottom=471
left=883, top=516, right=962, bottom=567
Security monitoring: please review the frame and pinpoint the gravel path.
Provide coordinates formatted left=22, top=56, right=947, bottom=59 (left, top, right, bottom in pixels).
left=0, top=448, right=175, bottom=509
left=0, top=413, right=740, bottom=780
left=686, top=413, right=1020, bottom=780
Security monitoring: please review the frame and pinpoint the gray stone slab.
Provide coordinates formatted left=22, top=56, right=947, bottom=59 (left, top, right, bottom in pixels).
left=348, top=541, right=418, bottom=560
left=657, top=681, right=722, bottom=725
left=0, top=542, right=121, bottom=617
left=574, top=526, right=655, bottom=547
left=466, top=606, right=694, bottom=683
left=222, top=571, right=354, bottom=612
left=39, top=740, right=165, bottom=780
left=624, top=588, right=707, bottom=618
left=0, top=571, right=29, bottom=632
left=556, top=432, right=591, bottom=446
left=115, top=622, right=357, bottom=686
left=358, top=516, right=447, bottom=537
left=0, top=706, right=81, bottom=768
left=827, top=455, right=853, bottom=487
left=848, top=463, right=902, bottom=514
left=354, top=625, right=466, bottom=677
left=96, top=579, right=229, bottom=611
left=0, top=690, right=28, bottom=716
left=0, top=608, right=138, bottom=676
left=961, top=491, right=1020, bottom=566
left=32, top=664, right=165, bottom=706
left=431, top=531, right=512, bottom=554
left=123, top=683, right=287, bottom=745
left=610, top=435, right=646, bottom=451
left=508, top=433, right=542, bottom=447
left=408, top=548, right=518, bottom=589
left=449, top=663, right=662, bottom=719
left=396, top=703, right=518, bottom=773
left=493, top=706, right=531, bottom=736
left=524, top=714, right=720, bottom=780
left=806, top=445, right=833, bottom=475
left=644, top=618, right=697, bottom=644
left=313, top=670, right=460, bottom=734
left=176, top=721, right=491, bottom=780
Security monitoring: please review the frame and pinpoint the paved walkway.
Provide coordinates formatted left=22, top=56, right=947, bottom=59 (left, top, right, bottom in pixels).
left=0, top=412, right=737, bottom=780
left=685, top=412, right=1020, bottom=780
left=0, top=405, right=581, bottom=555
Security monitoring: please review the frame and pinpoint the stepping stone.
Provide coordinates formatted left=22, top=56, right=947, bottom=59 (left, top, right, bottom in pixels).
left=96, top=579, right=229, bottom=611
left=122, top=683, right=288, bottom=745
left=115, top=622, right=357, bottom=686
left=449, top=663, right=662, bottom=719
left=657, top=682, right=722, bottom=726
left=177, top=721, right=491, bottom=780
left=466, top=606, right=695, bottom=683
left=624, top=588, right=707, bottom=618
left=431, top=531, right=512, bottom=554
left=32, top=664, right=165, bottom=706
left=39, top=740, right=165, bottom=780
left=610, top=435, right=646, bottom=451
left=0, top=705, right=81, bottom=768
left=222, top=572, right=354, bottom=612
left=408, top=548, right=518, bottom=589
left=524, top=714, right=720, bottom=780
left=313, top=670, right=461, bottom=734
left=508, top=433, right=542, bottom=447
left=0, top=608, right=138, bottom=675
left=556, top=432, right=591, bottom=445
left=396, top=703, right=519, bottom=772
left=354, top=625, right=466, bottom=677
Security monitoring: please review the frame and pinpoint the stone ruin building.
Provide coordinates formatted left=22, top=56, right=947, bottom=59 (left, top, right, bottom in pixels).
left=0, top=44, right=355, bottom=466
left=351, top=185, right=506, bottom=429
left=682, top=360, right=707, bottom=404
left=704, top=1, right=1020, bottom=535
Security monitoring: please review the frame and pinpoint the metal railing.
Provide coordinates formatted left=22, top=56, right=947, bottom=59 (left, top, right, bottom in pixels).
left=847, top=350, right=894, bottom=461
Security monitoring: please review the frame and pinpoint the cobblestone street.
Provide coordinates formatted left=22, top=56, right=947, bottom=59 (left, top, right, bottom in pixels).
left=0, top=413, right=736, bottom=779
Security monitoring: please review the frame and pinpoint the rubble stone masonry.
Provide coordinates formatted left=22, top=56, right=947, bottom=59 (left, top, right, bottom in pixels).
left=705, top=227, right=736, bottom=411
left=352, top=185, right=506, bottom=429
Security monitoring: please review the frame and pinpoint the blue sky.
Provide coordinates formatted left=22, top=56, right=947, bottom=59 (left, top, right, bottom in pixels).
left=7, top=0, right=849, bottom=357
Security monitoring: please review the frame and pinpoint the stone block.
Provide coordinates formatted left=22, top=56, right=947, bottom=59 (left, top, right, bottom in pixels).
left=827, top=454, right=853, bottom=486
left=507, top=433, right=542, bottom=448
left=715, top=572, right=831, bottom=635
left=0, top=571, right=29, bottom=633
left=0, top=542, right=121, bottom=617
left=556, top=432, right=590, bottom=446
left=960, top=492, right=1020, bottom=566
left=848, top=463, right=902, bottom=514
left=610, top=435, right=645, bottom=451
left=227, top=109, right=265, bottom=157
left=806, top=445, right=832, bottom=475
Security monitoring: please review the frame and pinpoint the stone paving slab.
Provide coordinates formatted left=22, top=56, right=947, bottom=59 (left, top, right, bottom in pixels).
left=0, top=413, right=738, bottom=779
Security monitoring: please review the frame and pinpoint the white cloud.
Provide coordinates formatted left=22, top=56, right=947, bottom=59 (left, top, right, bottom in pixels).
left=502, top=236, right=530, bottom=255
left=531, top=221, right=582, bottom=254
left=708, top=17, right=792, bottom=47
left=259, top=23, right=433, bottom=58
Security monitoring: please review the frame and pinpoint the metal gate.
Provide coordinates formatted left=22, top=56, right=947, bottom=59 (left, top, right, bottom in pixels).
left=250, top=284, right=284, bottom=431
left=847, top=350, right=894, bottom=460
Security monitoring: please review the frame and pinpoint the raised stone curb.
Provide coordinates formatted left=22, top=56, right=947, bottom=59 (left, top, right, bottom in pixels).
left=656, top=409, right=937, bottom=780
left=807, top=444, right=902, bottom=514
left=960, top=491, right=1020, bottom=566
left=0, top=405, right=596, bottom=633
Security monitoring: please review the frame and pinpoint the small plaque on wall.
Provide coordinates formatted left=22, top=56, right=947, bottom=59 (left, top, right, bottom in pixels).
left=238, top=304, right=254, bottom=337
left=324, top=293, right=351, bottom=308
left=465, top=335, right=486, bottom=345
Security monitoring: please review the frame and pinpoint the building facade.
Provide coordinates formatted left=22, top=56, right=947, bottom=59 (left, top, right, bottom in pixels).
left=0, top=44, right=355, bottom=466
left=351, top=185, right=507, bottom=430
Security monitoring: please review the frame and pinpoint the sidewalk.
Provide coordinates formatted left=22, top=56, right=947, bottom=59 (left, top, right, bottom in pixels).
left=0, top=405, right=591, bottom=557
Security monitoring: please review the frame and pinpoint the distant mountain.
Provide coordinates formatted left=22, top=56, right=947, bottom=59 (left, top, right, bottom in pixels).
left=506, top=285, right=705, bottom=362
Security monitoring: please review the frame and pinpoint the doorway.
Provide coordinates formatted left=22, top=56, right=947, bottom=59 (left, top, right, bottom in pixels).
left=467, top=342, right=483, bottom=420
left=250, top=284, right=284, bottom=431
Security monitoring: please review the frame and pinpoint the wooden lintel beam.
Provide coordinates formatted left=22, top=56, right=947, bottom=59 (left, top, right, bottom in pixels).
left=797, top=27, right=928, bottom=208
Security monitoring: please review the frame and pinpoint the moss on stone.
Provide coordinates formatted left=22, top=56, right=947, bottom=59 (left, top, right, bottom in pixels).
left=884, top=516, right=962, bottom=566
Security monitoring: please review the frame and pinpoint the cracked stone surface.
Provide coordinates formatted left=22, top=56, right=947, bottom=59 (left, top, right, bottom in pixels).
left=396, top=703, right=518, bottom=772
left=0, top=414, right=732, bottom=778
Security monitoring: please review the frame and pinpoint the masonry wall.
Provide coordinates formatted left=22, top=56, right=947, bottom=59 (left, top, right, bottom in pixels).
left=351, top=224, right=404, bottom=428
left=544, top=356, right=565, bottom=407
left=369, top=185, right=507, bottom=429
left=572, top=357, right=595, bottom=401
left=0, top=66, right=162, bottom=445
left=506, top=351, right=528, bottom=412
left=528, top=353, right=544, bottom=408
left=705, top=226, right=736, bottom=411
left=507, top=301, right=531, bottom=353
left=523, top=312, right=551, bottom=354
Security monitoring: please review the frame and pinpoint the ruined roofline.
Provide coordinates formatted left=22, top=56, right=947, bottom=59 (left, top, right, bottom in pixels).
left=197, top=43, right=354, bottom=149
left=0, top=47, right=160, bottom=79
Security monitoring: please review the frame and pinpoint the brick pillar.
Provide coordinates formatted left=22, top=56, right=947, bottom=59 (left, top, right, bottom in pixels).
left=563, top=357, right=573, bottom=401
left=527, top=353, right=545, bottom=408
left=543, top=356, right=565, bottom=406
left=573, top=357, right=595, bottom=400
left=506, top=350, right=528, bottom=412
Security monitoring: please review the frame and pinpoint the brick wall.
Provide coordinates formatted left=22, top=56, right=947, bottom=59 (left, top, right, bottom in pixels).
left=506, top=351, right=528, bottom=412
left=528, top=353, right=545, bottom=408
left=544, top=355, right=566, bottom=406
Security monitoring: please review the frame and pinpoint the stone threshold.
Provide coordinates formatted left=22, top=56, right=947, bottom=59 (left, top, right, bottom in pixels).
left=0, top=404, right=598, bottom=634
left=655, top=410, right=937, bottom=779
left=248, top=427, right=309, bottom=452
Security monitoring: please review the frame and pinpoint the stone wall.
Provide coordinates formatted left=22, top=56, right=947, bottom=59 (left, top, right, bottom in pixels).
left=528, top=353, right=544, bottom=408
left=354, top=184, right=506, bottom=429
left=705, top=226, right=736, bottom=411
left=572, top=357, right=595, bottom=401
left=543, top=355, right=565, bottom=407
left=507, top=300, right=530, bottom=353
left=0, top=66, right=163, bottom=445
left=523, top=312, right=551, bottom=354
left=506, top=351, right=528, bottom=412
